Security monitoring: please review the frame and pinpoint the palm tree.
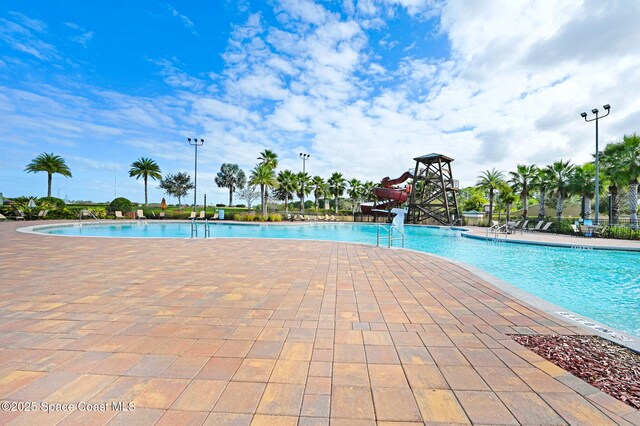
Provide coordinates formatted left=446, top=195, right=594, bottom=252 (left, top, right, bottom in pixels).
left=362, top=181, right=376, bottom=202
left=327, top=172, right=347, bottom=214
left=311, top=176, right=325, bottom=212
left=601, top=144, right=627, bottom=224
left=476, top=168, right=504, bottom=224
left=249, top=163, right=278, bottom=216
left=535, top=167, right=553, bottom=219
left=24, top=153, right=72, bottom=197
left=257, top=149, right=278, bottom=207
left=128, top=157, right=162, bottom=205
left=497, top=183, right=518, bottom=222
left=347, top=178, right=362, bottom=213
left=215, top=163, right=246, bottom=206
left=295, top=172, right=311, bottom=211
left=508, top=164, right=538, bottom=218
left=568, top=163, right=596, bottom=219
left=258, top=149, right=278, bottom=170
left=546, top=160, right=575, bottom=221
left=275, top=170, right=297, bottom=214
left=604, top=133, right=640, bottom=225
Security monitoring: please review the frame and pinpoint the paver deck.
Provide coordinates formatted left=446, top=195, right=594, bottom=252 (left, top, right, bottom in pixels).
left=0, top=221, right=638, bottom=425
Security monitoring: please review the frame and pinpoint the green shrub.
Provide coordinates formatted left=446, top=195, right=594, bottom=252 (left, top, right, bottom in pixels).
left=267, top=213, right=282, bottom=222
left=216, top=203, right=226, bottom=207
left=38, top=196, right=66, bottom=210
left=109, top=197, right=133, bottom=213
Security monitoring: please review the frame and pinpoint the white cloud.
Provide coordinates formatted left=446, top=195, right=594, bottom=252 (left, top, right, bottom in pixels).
left=167, top=5, right=196, bottom=34
left=0, top=13, right=58, bottom=60
left=64, top=22, right=94, bottom=47
left=4, top=1, right=640, bottom=203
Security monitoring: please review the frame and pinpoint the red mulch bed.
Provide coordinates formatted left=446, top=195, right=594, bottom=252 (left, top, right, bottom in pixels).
left=512, top=334, right=640, bottom=410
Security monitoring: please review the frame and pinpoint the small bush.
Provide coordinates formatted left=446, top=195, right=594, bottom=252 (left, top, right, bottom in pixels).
left=267, top=213, right=282, bottom=222
left=216, top=203, right=226, bottom=207
left=234, top=212, right=256, bottom=221
left=235, top=204, right=246, bottom=208
left=38, top=196, right=66, bottom=210
left=109, top=197, right=133, bottom=213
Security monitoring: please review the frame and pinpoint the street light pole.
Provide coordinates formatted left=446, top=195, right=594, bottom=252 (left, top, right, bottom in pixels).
left=188, top=138, right=204, bottom=212
left=580, top=104, right=610, bottom=225
left=300, top=153, right=310, bottom=213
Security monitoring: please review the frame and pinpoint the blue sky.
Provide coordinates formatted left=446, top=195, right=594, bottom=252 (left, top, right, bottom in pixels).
left=1, top=0, right=639, bottom=204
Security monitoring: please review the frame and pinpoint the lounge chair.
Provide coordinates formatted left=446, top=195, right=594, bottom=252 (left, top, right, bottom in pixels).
left=159, top=211, right=166, bottom=220
left=196, top=211, right=206, bottom=220
left=506, top=221, right=519, bottom=234
left=324, top=214, right=330, bottom=221
left=517, top=219, right=529, bottom=233
left=534, top=222, right=553, bottom=232
left=0, top=213, right=6, bottom=221
left=210, top=213, right=219, bottom=220
left=188, top=211, right=196, bottom=220
left=300, top=214, right=306, bottom=221
left=14, top=210, right=25, bottom=220
left=525, top=220, right=544, bottom=232
left=330, top=215, right=337, bottom=221
left=115, top=211, right=124, bottom=219
left=136, top=209, right=146, bottom=219
left=580, top=224, right=603, bottom=237
left=37, top=210, right=48, bottom=219
left=570, top=224, right=582, bottom=236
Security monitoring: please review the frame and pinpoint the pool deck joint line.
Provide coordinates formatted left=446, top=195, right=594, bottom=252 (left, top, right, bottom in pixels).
left=0, top=220, right=638, bottom=425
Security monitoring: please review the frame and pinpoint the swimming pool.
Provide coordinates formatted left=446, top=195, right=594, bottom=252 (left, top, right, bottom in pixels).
left=35, top=222, right=640, bottom=338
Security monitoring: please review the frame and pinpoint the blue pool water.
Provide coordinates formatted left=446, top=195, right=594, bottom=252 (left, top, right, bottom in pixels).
left=39, top=222, right=640, bottom=338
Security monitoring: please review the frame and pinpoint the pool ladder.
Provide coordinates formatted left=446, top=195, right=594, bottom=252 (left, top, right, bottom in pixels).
left=376, top=224, right=405, bottom=248
left=190, top=219, right=211, bottom=238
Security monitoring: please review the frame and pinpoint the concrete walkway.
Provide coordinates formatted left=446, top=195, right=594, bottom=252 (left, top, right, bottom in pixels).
left=0, top=221, right=638, bottom=425
left=463, top=226, right=640, bottom=251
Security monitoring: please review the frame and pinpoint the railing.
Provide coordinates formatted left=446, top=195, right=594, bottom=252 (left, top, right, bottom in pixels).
left=191, top=219, right=211, bottom=239
left=376, top=224, right=405, bottom=248
left=78, top=209, right=101, bottom=223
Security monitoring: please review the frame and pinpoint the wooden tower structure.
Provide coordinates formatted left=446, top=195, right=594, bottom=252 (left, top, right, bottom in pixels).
left=406, top=153, right=460, bottom=225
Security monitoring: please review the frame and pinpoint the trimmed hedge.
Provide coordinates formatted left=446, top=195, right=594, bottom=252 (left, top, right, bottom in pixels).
left=109, top=197, right=133, bottom=213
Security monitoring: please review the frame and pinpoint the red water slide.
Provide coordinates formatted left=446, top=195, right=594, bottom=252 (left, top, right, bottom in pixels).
left=374, top=171, right=413, bottom=203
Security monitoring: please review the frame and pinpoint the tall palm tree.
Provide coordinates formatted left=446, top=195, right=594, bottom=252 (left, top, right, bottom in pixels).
left=347, top=178, right=362, bottom=213
left=249, top=163, right=278, bottom=216
left=24, top=153, right=72, bottom=197
left=568, top=163, right=596, bottom=219
left=601, top=144, right=627, bottom=224
left=508, top=164, right=538, bottom=218
left=215, top=163, right=246, bottom=206
left=476, top=168, right=504, bottom=224
left=295, top=172, right=311, bottom=211
left=604, top=133, right=640, bottom=225
left=275, top=170, right=297, bottom=214
left=258, top=149, right=278, bottom=207
left=362, top=181, right=376, bottom=202
left=128, top=157, right=162, bottom=205
left=535, top=167, right=553, bottom=219
left=311, top=176, right=325, bottom=212
left=497, top=183, right=518, bottom=222
left=258, top=149, right=278, bottom=170
left=327, top=172, right=347, bottom=214
left=546, top=160, right=575, bottom=221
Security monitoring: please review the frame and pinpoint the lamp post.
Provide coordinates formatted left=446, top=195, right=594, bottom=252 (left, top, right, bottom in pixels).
left=188, top=138, right=204, bottom=212
left=300, top=153, right=310, bottom=213
left=580, top=104, right=610, bottom=225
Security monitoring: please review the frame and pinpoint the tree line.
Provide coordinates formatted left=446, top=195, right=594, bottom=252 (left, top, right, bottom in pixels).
left=468, top=133, right=640, bottom=225
left=22, top=133, right=638, bottom=222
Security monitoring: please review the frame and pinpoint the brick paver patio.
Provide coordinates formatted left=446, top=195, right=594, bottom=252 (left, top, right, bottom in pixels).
left=0, top=221, right=638, bottom=425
